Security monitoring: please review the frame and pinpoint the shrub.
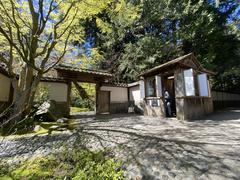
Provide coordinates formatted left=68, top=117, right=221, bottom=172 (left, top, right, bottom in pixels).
left=72, top=98, right=95, bottom=111
left=0, top=117, right=35, bottom=136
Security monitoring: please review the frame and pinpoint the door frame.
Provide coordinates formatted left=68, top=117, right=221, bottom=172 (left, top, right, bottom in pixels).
left=162, top=74, right=177, bottom=117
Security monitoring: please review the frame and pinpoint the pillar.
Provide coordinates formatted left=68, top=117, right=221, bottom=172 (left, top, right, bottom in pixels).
left=140, top=76, right=145, bottom=100
left=95, top=82, right=100, bottom=114
left=66, top=81, right=72, bottom=117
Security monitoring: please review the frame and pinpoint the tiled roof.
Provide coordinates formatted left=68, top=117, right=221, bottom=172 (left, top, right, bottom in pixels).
left=128, top=81, right=139, bottom=87
left=55, top=64, right=113, bottom=77
left=103, top=82, right=128, bottom=87
left=103, top=81, right=140, bottom=88
left=139, top=53, right=215, bottom=76
left=41, top=76, right=68, bottom=83
left=139, top=53, right=193, bottom=76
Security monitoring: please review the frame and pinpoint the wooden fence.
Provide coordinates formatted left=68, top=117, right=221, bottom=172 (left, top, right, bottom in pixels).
left=212, top=90, right=240, bottom=110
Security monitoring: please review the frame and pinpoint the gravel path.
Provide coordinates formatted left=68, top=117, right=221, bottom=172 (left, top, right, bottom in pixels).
left=1, top=108, right=240, bottom=179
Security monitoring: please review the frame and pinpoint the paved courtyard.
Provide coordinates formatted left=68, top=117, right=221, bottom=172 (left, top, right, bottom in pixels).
left=1, top=108, right=240, bottom=179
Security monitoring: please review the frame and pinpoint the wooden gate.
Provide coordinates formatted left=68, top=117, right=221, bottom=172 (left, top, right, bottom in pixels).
left=97, top=91, right=110, bottom=114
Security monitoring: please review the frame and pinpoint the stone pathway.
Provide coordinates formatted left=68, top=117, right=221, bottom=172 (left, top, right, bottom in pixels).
left=1, top=108, right=240, bottom=179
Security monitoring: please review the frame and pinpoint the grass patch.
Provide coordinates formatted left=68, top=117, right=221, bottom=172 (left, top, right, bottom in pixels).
left=0, top=148, right=124, bottom=179
left=70, top=107, right=91, bottom=113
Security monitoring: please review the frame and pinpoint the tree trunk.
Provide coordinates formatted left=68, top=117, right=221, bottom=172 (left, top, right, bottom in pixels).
left=26, top=72, right=43, bottom=114
left=11, top=66, right=42, bottom=121
left=73, top=81, right=89, bottom=99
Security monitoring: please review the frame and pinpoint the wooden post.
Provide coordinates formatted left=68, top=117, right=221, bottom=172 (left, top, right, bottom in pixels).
left=8, top=81, right=14, bottom=105
left=174, top=68, right=185, bottom=120
left=95, top=83, right=100, bottom=114
left=66, top=81, right=71, bottom=117
left=140, top=76, right=145, bottom=100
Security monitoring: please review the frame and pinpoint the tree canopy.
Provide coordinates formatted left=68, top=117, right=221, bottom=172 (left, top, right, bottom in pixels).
left=0, top=0, right=124, bottom=121
left=79, top=0, right=240, bottom=92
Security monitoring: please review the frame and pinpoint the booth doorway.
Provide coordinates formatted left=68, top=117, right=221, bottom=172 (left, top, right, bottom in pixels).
left=163, top=74, right=176, bottom=117
left=98, top=91, right=110, bottom=114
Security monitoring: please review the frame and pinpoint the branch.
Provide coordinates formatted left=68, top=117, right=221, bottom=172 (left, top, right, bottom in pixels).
left=0, top=1, right=15, bottom=24
left=8, top=25, right=14, bottom=76
left=38, top=0, right=51, bottom=35
left=54, top=3, right=74, bottom=29
left=34, top=33, right=53, bottom=58
left=40, top=3, right=74, bottom=71
left=16, top=10, right=32, bottom=29
left=9, top=1, right=28, bottom=59
left=44, top=30, right=72, bottom=73
left=38, top=0, right=44, bottom=26
left=0, top=26, right=25, bottom=61
left=40, top=40, right=57, bottom=70
left=28, top=0, right=39, bottom=30
left=57, top=9, right=78, bottom=39
left=38, top=0, right=64, bottom=35
left=0, top=25, right=41, bottom=72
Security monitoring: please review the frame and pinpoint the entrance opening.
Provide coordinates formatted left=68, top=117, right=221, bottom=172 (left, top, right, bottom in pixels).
left=163, top=74, right=176, bottom=117
left=70, top=82, right=96, bottom=115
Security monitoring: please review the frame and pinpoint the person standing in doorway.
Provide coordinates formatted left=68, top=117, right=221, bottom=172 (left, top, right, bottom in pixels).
left=164, top=90, right=172, bottom=117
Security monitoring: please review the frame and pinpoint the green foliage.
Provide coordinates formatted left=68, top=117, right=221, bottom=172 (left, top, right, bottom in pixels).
left=71, top=83, right=95, bottom=110
left=0, top=0, right=138, bottom=121
left=0, top=117, right=35, bottom=136
left=72, top=98, right=95, bottom=111
left=0, top=149, right=124, bottom=180
left=83, top=0, right=240, bottom=91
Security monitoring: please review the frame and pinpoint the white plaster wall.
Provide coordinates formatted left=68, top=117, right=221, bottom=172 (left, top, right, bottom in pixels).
left=0, top=73, right=11, bottom=102
left=101, top=86, right=128, bottom=103
left=129, top=85, right=140, bottom=102
left=41, top=82, right=68, bottom=102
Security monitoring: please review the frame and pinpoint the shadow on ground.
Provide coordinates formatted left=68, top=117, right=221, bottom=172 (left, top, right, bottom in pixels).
left=1, top=109, right=240, bottom=179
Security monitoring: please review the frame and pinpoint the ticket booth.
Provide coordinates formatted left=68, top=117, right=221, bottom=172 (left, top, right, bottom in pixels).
left=139, top=53, right=214, bottom=120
